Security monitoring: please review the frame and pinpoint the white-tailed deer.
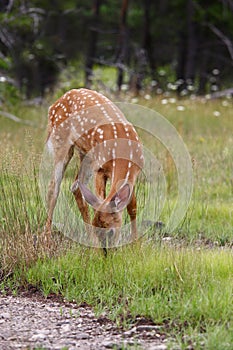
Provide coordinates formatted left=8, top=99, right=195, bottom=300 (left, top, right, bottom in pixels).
left=45, top=88, right=144, bottom=248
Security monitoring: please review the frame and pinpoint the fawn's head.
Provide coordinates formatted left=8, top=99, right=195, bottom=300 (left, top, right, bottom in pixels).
left=71, top=180, right=132, bottom=238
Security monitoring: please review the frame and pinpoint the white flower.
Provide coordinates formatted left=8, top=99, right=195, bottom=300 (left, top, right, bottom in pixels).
left=222, top=100, right=229, bottom=107
left=180, top=89, right=188, bottom=96
left=158, top=69, right=166, bottom=76
left=0, top=76, right=7, bottom=82
left=151, top=80, right=157, bottom=87
left=212, top=68, right=220, bottom=75
left=121, top=84, right=128, bottom=91
left=213, top=110, right=221, bottom=117
left=177, top=105, right=185, bottom=111
left=167, top=83, right=177, bottom=90
left=187, top=84, right=195, bottom=91
left=211, top=85, right=218, bottom=91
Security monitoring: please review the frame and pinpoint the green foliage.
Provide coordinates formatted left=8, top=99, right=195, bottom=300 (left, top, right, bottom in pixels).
left=0, top=81, right=20, bottom=105
left=0, top=0, right=232, bottom=99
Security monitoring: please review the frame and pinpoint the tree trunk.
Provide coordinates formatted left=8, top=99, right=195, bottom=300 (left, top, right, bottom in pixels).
left=142, top=0, right=155, bottom=77
left=130, top=0, right=154, bottom=95
left=176, top=31, right=187, bottom=93
left=197, top=47, right=208, bottom=95
left=176, top=0, right=197, bottom=93
left=85, top=0, right=101, bottom=88
left=185, top=0, right=197, bottom=84
left=116, top=0, right=129, bottom=92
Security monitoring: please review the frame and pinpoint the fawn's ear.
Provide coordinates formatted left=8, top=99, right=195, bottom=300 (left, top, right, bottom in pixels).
left=71, top=180, right=102, bottom=208
left=110, top=183, right=131, bottom=211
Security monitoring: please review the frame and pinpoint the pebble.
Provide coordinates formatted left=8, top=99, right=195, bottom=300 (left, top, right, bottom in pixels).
left=0, top=295, right=167, bottom=349
left=136, top=325, right=162, bottom=332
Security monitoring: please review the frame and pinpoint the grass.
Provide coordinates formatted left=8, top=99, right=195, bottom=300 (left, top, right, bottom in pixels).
left=0, top=91, right=232, bottom=349
left=6, top=244, right=233, bottom=349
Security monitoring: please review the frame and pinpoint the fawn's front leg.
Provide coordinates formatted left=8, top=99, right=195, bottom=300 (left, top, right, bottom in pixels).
left=127, top=189, right=137, bottom=242
left=71, top=169, right=102, bottom=248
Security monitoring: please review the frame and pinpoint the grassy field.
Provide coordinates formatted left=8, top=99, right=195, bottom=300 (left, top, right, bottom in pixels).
left=0, top=91, right=232, bottom=349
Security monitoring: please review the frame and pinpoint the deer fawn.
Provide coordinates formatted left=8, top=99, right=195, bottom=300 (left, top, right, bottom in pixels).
left=45, top=88, right=144, bottom=248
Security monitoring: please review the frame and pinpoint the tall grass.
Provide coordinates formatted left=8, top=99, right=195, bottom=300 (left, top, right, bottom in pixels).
left=0, top=109, right=71, bottom=277
left=0, top=95, right=232, bottom=349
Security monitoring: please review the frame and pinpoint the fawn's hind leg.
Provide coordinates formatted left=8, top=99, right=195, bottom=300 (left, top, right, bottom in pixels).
left=45, top=142, right=74, bottom=238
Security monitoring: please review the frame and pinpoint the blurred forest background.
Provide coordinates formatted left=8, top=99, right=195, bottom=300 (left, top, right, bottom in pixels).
left=0, top=0, right=233, bottom=101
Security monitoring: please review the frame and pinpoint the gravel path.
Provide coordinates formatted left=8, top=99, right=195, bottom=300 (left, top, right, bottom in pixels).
left=0, top=294, right=168, bottom=350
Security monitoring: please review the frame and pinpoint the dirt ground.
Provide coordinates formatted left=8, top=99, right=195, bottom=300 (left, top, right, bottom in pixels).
left=0, top=290, right=168, bottom=350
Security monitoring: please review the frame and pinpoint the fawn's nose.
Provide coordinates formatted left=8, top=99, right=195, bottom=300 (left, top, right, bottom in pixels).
left=98, top=228, right=116, bottom=248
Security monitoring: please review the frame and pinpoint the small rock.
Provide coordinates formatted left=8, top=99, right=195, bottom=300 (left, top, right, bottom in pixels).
left=60, top=323, right=71, bottom=332
left=35, top=329, right=50, bottom=335
left=8, top=336, right=18, bottom=341
left=102, top=340, right=115, bottom=348
left=75, top=332, right=90, bottom=339
left=102, top=340, right=137, bottom=349
left=56, top=320, right=70, bottom=326
left=148, top=345, right=167, bottom=350
left=136, top=325, right=162, bottom=332
left=30, top=333, right=47, bottom=341
left=1, top=312, right=11, bottom=319
left=123, top=326, right=137, bottom=337
left=53, top=342, right=74, bottom=349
